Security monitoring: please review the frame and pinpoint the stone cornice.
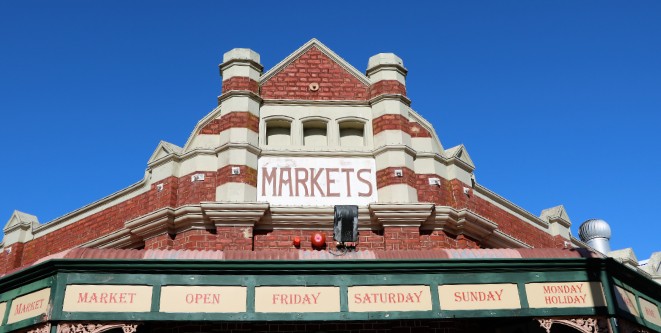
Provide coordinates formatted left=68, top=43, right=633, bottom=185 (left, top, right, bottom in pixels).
left=148, top=142, right=261, bottom=170
left=369, top=203, right=434, bottom=227
left=257, top=206, right=371, bottom=229
left=548, top=216, right=572, bottom=229
left=365, top=63, right=408, bottom=78
left=124, top=208, right=175, bottom=237
left=372, top=144, right=417, bottom=159
left=368, top=94, right=411, bottom=107
left=488, top=230, right=530, bottom=248
left=219, top=58, right=264, bottom=73
left=259, top=149, right=374, bottom=158
left=84, top=229, right=141, bottom=249
left=422, top=206, right=531, bottom=249
left=261, top=99, right=370, bottom=107
left=217, top=90, right=263, bottom=105
left=172, top=205, right=209, bottom=232
left=201, top=202, right=269, bottom=227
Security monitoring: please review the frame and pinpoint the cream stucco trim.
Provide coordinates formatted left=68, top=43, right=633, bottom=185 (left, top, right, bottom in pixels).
left=262, top=99, right=370, bottom=107
left=369, top=203, right=434, bottom=227
left=201, top=202, right=268, bottom=226
left=257, top=206, right=371, bottom=230
left=368, top=94, right=412, bottom=107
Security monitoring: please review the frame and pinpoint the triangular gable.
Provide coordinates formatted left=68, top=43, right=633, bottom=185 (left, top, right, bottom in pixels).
left=446, top=144, right=475, bottom=169
left=148, top=140, right=182, bottom=164
left=4, top=210, right=39, bottom=231
left=260, top=39, right=370, bottom=101
left=540, top=205, right=571, bottom=224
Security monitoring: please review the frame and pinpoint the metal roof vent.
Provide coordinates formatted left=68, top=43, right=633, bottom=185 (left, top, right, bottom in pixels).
left=578, top=218, right=612, bottom=254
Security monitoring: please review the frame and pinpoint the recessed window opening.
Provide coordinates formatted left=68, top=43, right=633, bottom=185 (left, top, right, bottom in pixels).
left=266, top=119, right=291, bottom=145
left=339, top=121, right=365, bottom=147
left=303, top=120, right=328, bottom=146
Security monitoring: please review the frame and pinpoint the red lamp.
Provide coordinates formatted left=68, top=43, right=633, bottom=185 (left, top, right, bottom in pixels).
left=311, top=232, right=326, bottom=249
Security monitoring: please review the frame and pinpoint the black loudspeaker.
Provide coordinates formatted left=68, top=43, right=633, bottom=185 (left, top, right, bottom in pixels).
left=333, top=205, right=358, bottom=243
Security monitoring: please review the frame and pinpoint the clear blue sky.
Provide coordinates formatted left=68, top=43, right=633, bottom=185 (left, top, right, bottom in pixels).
left=1, top=1, right=659, bottom=259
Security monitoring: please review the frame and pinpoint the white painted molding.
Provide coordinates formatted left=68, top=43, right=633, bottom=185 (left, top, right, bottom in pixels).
left=201, top=202, right=269, bottom=227
left=181, top=105, right=222, bottom=152
left=262, top=99, right=370, bottom=107
left=444, top=144, right=475, bottom=169
left=124, top=208, right=175, bottom=238
left=258, top=206, right=371, bottom=229
left=2, top=210, right=40, bottom=245
left=422, top=206, right=530, bottom=248
left=370, top=203, right=434, bottom=227
left=148, top=140, right=183, bottom=165
left=368, top=94, right=412, bottom=107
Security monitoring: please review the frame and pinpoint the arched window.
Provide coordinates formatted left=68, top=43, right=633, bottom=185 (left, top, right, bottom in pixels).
left=265, top=119, right=292, bottom=145
left=303, top=120, right=328, bottom=146
left=339, top=120, right=365, bottom=147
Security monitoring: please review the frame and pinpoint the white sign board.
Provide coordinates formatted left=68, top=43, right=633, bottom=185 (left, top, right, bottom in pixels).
left=257, top=157, right=378, bottom=206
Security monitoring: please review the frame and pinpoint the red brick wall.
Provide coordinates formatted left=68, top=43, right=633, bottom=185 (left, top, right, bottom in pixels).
left=175, top=171, right=217, bottom=206
left=144, top=232, right=174, bottom=250
left=372, top=114, right=432, bottom=137
left=221, top=77, right=259, bottom=94
left=416, top=174, right=564, bottom=248
left=0, top=167, right=249, bottom=271
left=254, top=229, right=333, bottom=251
left=261, top=47, right=369, bottom=101
left=384, top=227, right=421, bottom=250
left=199, top=112, right=259, bottom=134
left=216, top=165, right=257, bottom=187
left=0, top=167, right=564, bottom=274
left=369, top=79, right=407, bottom=98
left=375, top=167, right=417, bottom=189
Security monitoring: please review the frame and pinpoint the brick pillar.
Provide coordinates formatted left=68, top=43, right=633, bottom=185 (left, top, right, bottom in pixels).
left=215, top=48, right=263, bottom=202
left=370, top=203, right=433, bottom=251
left=383, top=226, right=421, bottom=250
left=3, top=243, right=25, bottom=271
left=367, top=53, right=418, bottom=203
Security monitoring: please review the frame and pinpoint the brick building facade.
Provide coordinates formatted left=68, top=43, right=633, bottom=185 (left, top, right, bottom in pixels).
left=1, top=40, right=659, bottom=333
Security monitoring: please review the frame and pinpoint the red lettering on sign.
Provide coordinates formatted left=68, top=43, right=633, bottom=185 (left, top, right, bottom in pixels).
left=76, top=292, right=137, bottom=304
left=13, top=299, right=45, bottom=315
left=185, top=293, right=222, bottom=304
left=352, top=291, right=423, bottom=304
left=271, top=292, right=321, bottom=305
left=260, top=166, right=374, bottom=198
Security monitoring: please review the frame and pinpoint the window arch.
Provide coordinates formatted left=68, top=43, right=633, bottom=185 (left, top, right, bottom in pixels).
left=302, top=119, right=328, bottom=146
left=338, top=119, right=366, bottom=147
left=265, top=118, right=292, bottom=146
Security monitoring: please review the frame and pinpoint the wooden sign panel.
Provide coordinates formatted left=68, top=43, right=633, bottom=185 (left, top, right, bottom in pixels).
left=639, top=297, right=661, bottom=327
left=63, top=285, right=152, bottom=312
left=160, top=286, right=247, bottom=313
left=254, top=286, right=340, bottom=313
left=614, top=286, right=640, bottom=317
left=7, top=288, right=50, bottom=324
left=0, top=302, right=5, bottom=326
left=348, top=285, right=432, bottom=312
left=526, top=282, right=606, bottom=308
left=438, top=284, right=520, bottom=310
